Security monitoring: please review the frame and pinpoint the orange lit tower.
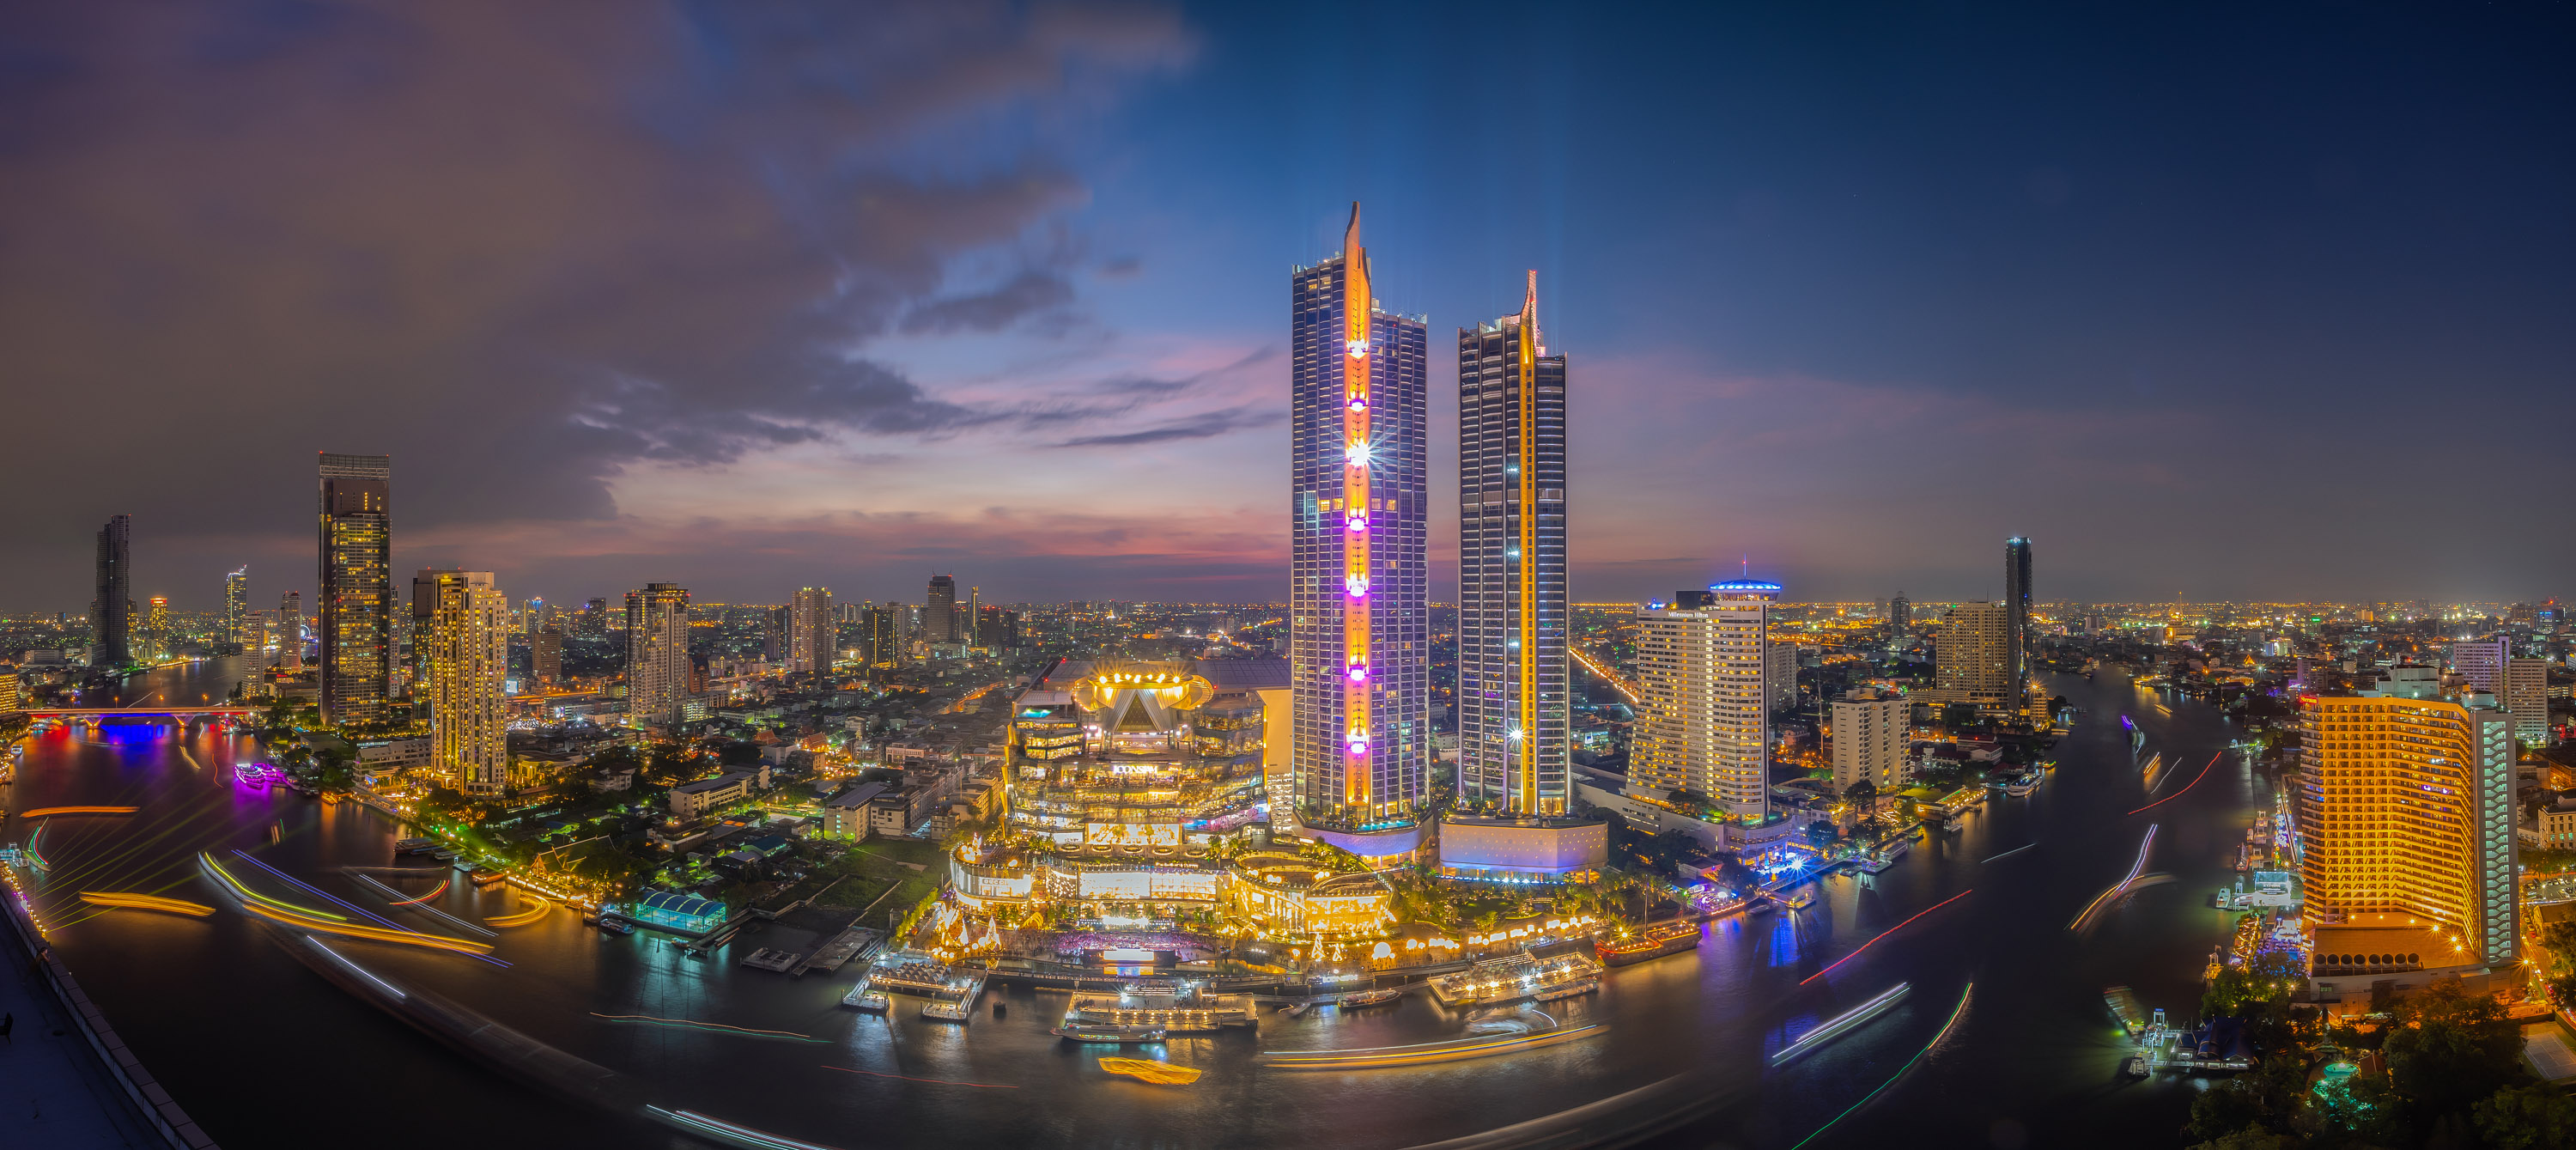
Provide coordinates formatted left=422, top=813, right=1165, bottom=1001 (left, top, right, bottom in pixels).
left=1288, top=204, right=1428, bottom=851
left=1458, top=272, right=1569, bottom=814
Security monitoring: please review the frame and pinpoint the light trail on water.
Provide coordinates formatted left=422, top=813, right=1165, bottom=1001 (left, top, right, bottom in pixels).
left=1799, top=890, right=1972, bottom=987
left=1789, top=983, right=1975, bottom=1150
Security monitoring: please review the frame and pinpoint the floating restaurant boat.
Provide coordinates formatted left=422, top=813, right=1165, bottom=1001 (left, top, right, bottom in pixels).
left=1054, top=1022, right=1169, bottom=1044
left=1097, top=1058, right=1200, bottom=1085
left=597, top=915, right=635, bottom=935
left=1531, top=977, right=1599, bottom=1003
left=920, top=999, right=974, bottom=1023
left=1595, top=920, right=1702, bottom=967
left=1768, top=982, right=1911, bottom=1066
left=2002, top=772, right=2039, bottom=797
left=1062, top=979, right=1251, bottom=1033
left=1430, top=951, right=1607, bottom=1006
left=1336, top=989, right=1401, bottom=1009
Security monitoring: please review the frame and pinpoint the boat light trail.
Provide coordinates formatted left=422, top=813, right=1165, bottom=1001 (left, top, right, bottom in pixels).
left=349, top=873, right=497, bottom=937
left=645, top=1106, right=846, bottom=1150
left=820, top=1064, right=1019, bottom=1089
left=2070, top=824, right=2159, bottom=931
left=1799, top=891, right=1972, bottom=986
left=80, top=891, right=215, bottom=917
left=1789, top=983, right=1975, bottom=1150
left=386, top=879, right=448, bottom=906
left=1978, top=843, right=2034, bottom=865
left=19, top=806, right=141, bottom=818
left=484, top=895, right=551, bottom=928
left=2128, top=753, right=2221, bottom=816
left=592, top=1013, right=829, bottom=1044
left=1770, top=982, right=1911, bottom=1065
left=198, top=853, right=347, bottom=921
left=242, top=903, right=498, bottom=955
left=307, top=937, right=408, bottom=1001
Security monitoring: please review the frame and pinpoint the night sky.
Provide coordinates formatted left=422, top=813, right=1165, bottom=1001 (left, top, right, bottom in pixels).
left=5, top=2, right=2569, bottom=612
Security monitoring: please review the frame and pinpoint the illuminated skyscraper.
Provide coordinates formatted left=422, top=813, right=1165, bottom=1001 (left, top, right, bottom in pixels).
left=1932, top=600, right=2012, bottom=713
left=2004, top=537, right=2032, bottom=713
left=2298, top=669, right=2519, bottom=977
left=624, top=582, right=690, bottom=730
left=789, top=587, right=835, bottom=675
left=224, top=567, right=249, bottom=653
left=2448, top=638, right=2507, bottom=693
left=1457, top=271, right=1568, bottom=815
left=532, top=626, right=562, bottom=687
left=1635, top=581, right=1779, bottom=821
left=1289, top=204, right=1430, bottom=843
left=927, top=575, right=957, bottom=645
left=144, top=596, right=171, bottom=660
left=277, top=591, right=303, bottom=669
left=91, top=514, right=131, bottom=667
left=317, top=453, right=393, bottom=724
left=2505, top=658, right=2549, bottom=744
left=422, top=570, right=508, bottom=792
left=580, top=597, right=609, bottom=637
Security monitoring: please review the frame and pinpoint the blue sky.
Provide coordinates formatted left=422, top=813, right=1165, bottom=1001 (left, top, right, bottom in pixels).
left=3, top=2, right=2570, bottom=611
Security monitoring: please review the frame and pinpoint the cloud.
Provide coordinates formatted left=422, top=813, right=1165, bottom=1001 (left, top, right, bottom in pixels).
left=1051, top=404, right=1283, bottom=447
left=0, top=0, right=1194, bottom=601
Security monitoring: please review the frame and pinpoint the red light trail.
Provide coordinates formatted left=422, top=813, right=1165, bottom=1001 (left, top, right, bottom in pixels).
left=2128, top=751, right=2221, bottom=816
left=1799, top=889, right=1973, bottom=986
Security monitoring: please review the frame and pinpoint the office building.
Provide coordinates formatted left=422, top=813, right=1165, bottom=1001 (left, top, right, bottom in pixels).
left=2004, top=537, right=2032, bottom=712
left=2297, top=668, right=2519, bottom=996
left=975, top=605, right=1020, bottom=651
left=422, top=570, right=508, bottom=792
left=580, top=597, right=609, bottom=637
left=1457, top=271, right=1568, bottom=816
left=789, top=587, right=835, bottom=675
left=926, top=575, right=957, bottom=645
left=224, top=567, right=249, bottom=652
left=624, top=582, right=691, bottom=730
left=1287, top=204, right=1431, bottom=849
left=1888, top=593, right=1911, bottom=636
left=318, top=453, right=393, bottom=724
left=1634, top=581, right=1780, bottom=821
left=2506, top=658, right=2549, bottom=744
left=1929, top=601, right=2013, bottom=713
left=91, top=514, right=131, bottom=667
left=1830, top=689, right=1910, bottom=794
left=2449, top=639, right=2508, bottom=694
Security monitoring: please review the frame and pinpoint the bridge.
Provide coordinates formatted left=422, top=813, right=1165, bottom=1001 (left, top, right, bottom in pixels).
left=22, top=707, right=253, bottom=719
left=1570, top=647, right=1639, bottom=705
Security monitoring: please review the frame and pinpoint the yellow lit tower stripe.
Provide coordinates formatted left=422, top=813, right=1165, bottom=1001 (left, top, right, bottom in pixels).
left=1516, top=271, right=1540, bottom=815
left=1341, top=204, right=1372, bottom=812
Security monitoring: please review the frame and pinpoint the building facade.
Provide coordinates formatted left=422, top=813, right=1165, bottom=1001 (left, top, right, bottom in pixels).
left=1765, top=641, right=1800, bottom=713
left=422, top=570, right=508, bottom=793
left=926, top=575, right=957, bottom=645
left=2297, top=672, right=2518, bottom=972
left=2004, top=537, right=2032, bottom=713
left=1288, top=204, right=1430, bottom=840
left=317, top=453, right=393, bottom=724
left=1830, top=689, right=1910, bottom=794
left=224, top=567, right=248, bottom=653
left=2448, top=638, right=2508, bottom=694
left=861, top=606, right=901, bottom=669
left=789, top=587, right=835, bottom=675
left=91, top=514, right=131, bottom=667
left=1456, top=271, right=1568, bottom=816
left=1931, top=601, right=2012, bottom=713
left=624, top=582, right=691, bottom=730
left=2505, top=658, right=2549, bottom=744
left=1633, top=581, right=1780, bottom=820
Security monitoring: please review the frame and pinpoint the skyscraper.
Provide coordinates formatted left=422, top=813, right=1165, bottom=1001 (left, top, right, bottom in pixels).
left=580, top=597, right=609, bottom=637
left=1634, top=580, right=1780, bottom=821
left=2004, top=537, right=2032, bottom=713
left=91, top=514, right=131, bottom=668
left=224, top=567, right=249, bottom=653
left=1888, top=593, right=1911, bottom=636
left=1289, top=204, right=1430, bottom=842
left=422, top=570, right=508, bottom=792
left=1457, top=272, right=1569, bottom=816
left=789, top=587, right=835, bottom=675
left=926, top=575, right=957, bottom=645
left=278, top=591, right=304, bottom=670
left=532, top=625, right=562, bottom=687
left=2505, top=658, right=2549, bottom=744
left=2297, top=669, right=2519, bottom=976
left=1830, top=688, right=1910, bottom=794
left=2449, top=638, right=2508, bottom=693
left=318, top=453, right=393, bottom=724
left=624, top=582, right=690, bottom=730
left=144, top=596, right=171, bottom=660
left=1932, top=601, right=2012, bottom=713
left=861, top=605, right=900, bottom=668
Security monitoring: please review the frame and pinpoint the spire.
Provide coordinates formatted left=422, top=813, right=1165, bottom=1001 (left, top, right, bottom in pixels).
left=1343, top=201, right=1362, bottom=260
left=1521, top=269, right=1540, bottom=346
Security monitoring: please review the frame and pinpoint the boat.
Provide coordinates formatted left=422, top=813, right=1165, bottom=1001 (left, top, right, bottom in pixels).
left=468, top=867, right=508, bottom=887
left=1596, top=920, right=1702, bottom=966
left=597, top=915, right=635, bottom=936
left=849, top=992, right=890, bottom=1013
left=432, top=849, right=458, bottom=861
left=2002, top=773, right=2039, bottom=797
left=921, top=1000, right=972, bottom=1023
left=1337, top=989, right=1401, bottom=1009
left=1769, top=983, right=1911, bottom=1066
left=1054, top=1022, right=1167, bottom=1044
left=1097, top=1057, right=1200, bottom=1085
left=2105, top=985, right=2147, bottom=1036
left=1532, top=978, right=1599, bottom=1003
left=2123, top=1055, right=2150, bottom=1078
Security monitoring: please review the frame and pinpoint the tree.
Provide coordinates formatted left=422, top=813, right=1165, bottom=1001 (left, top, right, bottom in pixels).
left=716, top=741, right=763, bottom=766
left=1804, top=820, right=1836, bottom=849
left=2473, top=1082, right=2576, bottom=1150
left=2379, top=977, right=2531, bottom=1141
left=1844, top=780, right=1878, bottom=821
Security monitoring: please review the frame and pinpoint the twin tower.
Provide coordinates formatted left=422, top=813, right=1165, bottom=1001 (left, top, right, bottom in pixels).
left=1289, top=204, right=1568, bottom=852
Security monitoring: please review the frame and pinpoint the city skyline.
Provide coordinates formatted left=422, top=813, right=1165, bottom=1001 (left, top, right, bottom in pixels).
left=4, top=4, right=2572, bottom=610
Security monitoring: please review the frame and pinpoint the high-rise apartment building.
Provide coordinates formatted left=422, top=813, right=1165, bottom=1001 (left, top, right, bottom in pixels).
left=926, top=575, right=957, bottom=645
left=317, top=453, right=393, bottom=724
left=624, top=582, right=690, bottom=730
left=1765, top=641, right=1800, bottom=713
left=277, top=591, right=303, bottom=669
left=1932, top=601, right=2012, bottom=713
left=532, top=626, right=562, bottom=687
left=1634, top=581, right=1781, bottom=820
left=2506, top=658, right=2549, bottom=744
left=789, top=587, right=835, bottom=675
left=861, top=606, right=901, bottom=668
left=580, top=597, right=609, bottom=637
left=91, top=514, right=131, bottom=667
left=2297, top=669, right=2518, bottom=975
left=2449, top=638, right=2508, bottom=694
left=1289, top=204, right=1430, bottom=840
left=422, top=570, right=508, bottom=792
left=143, top=597, right=171, bottom=660
left=1457, top=271, right=1568, bottom=816
left=1888, top=593, right=1911, bottom=639
left=2004, top=537, right=2032, bottom=713
left=1831, top=688, right=1910, bottom=794
left=224, top=567, right=249, bottom=652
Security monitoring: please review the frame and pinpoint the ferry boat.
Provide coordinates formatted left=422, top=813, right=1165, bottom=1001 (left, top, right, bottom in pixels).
left=1532, top=977, right=1600, bottom=1003
left=432, top=849, right=458, bottom=862
left=1336, top=989, right=1401, bottom=1009
left=597, top=915, right=635, bottom=936
left=1054, top=1022, right=1168, bottom=1044
left=921, top=1000, right=974, bottom=1023
left=849, top=992, right=890, bottom=1013
left=2104, top=985, right=2147, bottom=1036
left=468, top=867, right=508, bottom=887
left=2233, top=845, right=2253, bottom=873
left=2002, top=772, right=2039, bottom=797
left=1595, top=920, right=1702, bottom=966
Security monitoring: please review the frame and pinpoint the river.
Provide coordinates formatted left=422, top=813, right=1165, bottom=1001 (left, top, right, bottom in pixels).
left=3, top=661, right=2261, bottom=1148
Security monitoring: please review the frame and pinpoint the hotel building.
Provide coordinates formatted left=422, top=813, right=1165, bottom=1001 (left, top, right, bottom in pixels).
left=1456, top=272, right=1568, bottom=816
left=1927, top=600, right=2013, bottom=715
left=1287, top=204, right=1429, bottom=854
left=1634, top=581, right=1781, bottom=821
left=318, top=453, right=393, bottom=724
left=1830, top=688, right=1910, bottom=794
left=421, top=570, right=508, bottom=793
left=2297, top=666, right=2519, bottom=1001
left=624, top=582, right=691, bottom=730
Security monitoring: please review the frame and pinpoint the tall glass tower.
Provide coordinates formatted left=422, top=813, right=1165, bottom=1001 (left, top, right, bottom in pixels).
left=91, top=514, right=131, bottom=668
left=1290, top=204, right=1429, bottom=840
left=318, top=453, right=393, bottom=724
left=1458, top=273, right=1569, bottom=815
left=2004, top=536, right=2032, bottom=713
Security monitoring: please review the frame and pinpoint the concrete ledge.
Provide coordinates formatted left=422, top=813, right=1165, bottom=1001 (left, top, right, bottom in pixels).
left=1, top=881, right=222, bottom=1149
